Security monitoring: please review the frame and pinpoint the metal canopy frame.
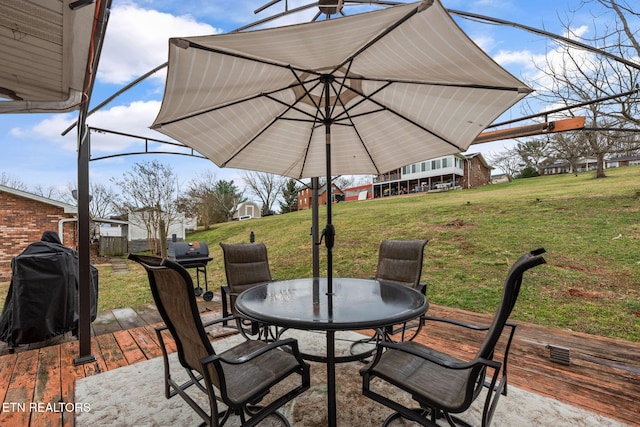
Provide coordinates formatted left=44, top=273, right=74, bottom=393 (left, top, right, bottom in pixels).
left=68, top=0, right=639, bottom=365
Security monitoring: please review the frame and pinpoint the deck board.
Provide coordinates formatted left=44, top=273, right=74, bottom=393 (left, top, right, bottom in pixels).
left=94, top=333, right=128, bottom=371
left=112, top=330, right=147, bottom=365
left=0, top=299, right=638, bottom=426
left=1, top=350, right=39, bottom=426
left=59, top=341, right=83, bottom=427
left=30, top=345, right=63, bottom=427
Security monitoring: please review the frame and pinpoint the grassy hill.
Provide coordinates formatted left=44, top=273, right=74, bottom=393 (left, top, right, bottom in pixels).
left=190, top=166, right=640, bottom=342
left=0, top=166, right=637, bottom=342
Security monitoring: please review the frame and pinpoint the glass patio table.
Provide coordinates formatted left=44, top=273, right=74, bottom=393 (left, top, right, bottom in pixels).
left=235, top=277, right=429, bottom=427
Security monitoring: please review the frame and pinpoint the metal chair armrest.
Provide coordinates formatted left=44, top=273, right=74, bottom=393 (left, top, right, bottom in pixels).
left=221, top=285, right=231, bottom=326
left=372, top=340, right=502, bottom=372
left=201, top=337, right=307, bottom=366
left=422, top=315, right=491, bottom=331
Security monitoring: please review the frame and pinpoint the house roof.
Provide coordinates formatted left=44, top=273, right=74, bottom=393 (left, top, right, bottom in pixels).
left=607, top=154, right=640, bottom=162
left=463, top=152, right=493, bottom=169
left=0, top=0, right=109, bottom=113
left=0, top=184, right=77, bottom=213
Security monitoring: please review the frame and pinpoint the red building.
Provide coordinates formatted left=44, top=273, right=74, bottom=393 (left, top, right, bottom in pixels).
left=297, top=183, right=344, bottom=211
left=343, top=184, right=373, bottom=201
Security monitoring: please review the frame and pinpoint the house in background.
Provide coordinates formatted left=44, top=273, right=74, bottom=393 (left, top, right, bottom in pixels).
left=101, top=211, right=197, bottom=253
left=0, top=185, right=78, bottom=282
left=542, top=157, right=598, bottom=175
left=343, top=184, right=373, bottom=201
left=372, top=153, right=492, bottom=198
left=542, top=155, right=640, bottom=175
left=233, top=201, right=261, bottom=220
left=297, top=183, right=344, bottom=211
left=606, top=155, right=640, bottom=168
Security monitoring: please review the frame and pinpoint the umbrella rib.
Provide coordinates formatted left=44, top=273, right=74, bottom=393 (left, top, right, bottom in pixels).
left=327, top=59, right=355, bottom=120
left=177, top=39, right=326, bottom=81
left=153, top=72, right=323, bottom=128
left=261, top=67, right=330, bottom=122
left=335, top=100, right=383, bottom=175
left=352, top=77, right=531, bottom=93
left=262, top=93, right=323, bottom=123
left=221, top=68, right=326, bottom=172
left=296, top=115, right=321, bottom=179
left=331, top=80, right=392, bottom=123
left=291, top=67, right=323, bottom=115
left=219, top=116, right=279, bottom=168
left=337, top=80, right=465, bottom=151
left=331, top=0, right=434, bottom=74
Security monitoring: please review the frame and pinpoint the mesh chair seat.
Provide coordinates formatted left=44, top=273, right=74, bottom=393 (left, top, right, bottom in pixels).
left=361, top=248, right=547, bottom=427
left=361, top=340, right=475, bottom=411
left=218, top=339, right=303, bottom=405
left=129, top=253, right=310, bottom=427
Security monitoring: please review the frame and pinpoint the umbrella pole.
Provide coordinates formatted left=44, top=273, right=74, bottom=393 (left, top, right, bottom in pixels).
left=322, top=75, right=335, bottom=296
left=321, top=74, right=337, bottom=426
left=312, top=177, right=320, bottom=278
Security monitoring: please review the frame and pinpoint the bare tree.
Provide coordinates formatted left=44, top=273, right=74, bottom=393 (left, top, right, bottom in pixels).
left=87, top=183, right=120, bottom=219
left=0, top=172, right=27, bottom=191
left=527, top=1, right=640, bottom=177
left=177, top=170, right=219, bottom=230
left=111, top=160, right=181, bottom=257
left=333, top=175, right=355, bottom=191
left=242, top=171, right=285, bottom=216
left=514, top=139, right=550, bottom=174
left=487, top=149, right=522, bottom=178
left=547, top=132, right=591, bottom=173
left=31, top=184, right=63, bottom=199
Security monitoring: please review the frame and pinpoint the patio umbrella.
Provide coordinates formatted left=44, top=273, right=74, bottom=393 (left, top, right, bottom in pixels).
left=150, top=0, right=531, bottom=293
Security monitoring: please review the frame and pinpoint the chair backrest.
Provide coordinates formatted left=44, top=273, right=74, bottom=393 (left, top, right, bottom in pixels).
left=220, top=242, right=273, bottom=291
left=477, top=248, right=546, bottom=359
left=128, top=254, right=220, bottom=385
left=375, top=239, right=428, bottom=289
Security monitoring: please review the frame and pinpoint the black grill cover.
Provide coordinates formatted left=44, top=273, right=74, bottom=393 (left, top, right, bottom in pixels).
left=0, top=232, right=99, bottom=347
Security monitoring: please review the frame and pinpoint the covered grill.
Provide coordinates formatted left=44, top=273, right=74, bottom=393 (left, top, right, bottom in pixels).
left=168, top=241, right=213, bottom=300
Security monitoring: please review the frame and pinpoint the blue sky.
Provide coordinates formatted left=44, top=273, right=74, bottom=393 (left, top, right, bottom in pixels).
left=0, top=0, right=619, bottom=195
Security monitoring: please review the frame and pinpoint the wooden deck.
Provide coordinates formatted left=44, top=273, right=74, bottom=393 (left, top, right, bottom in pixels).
left=0, top=298, right=638, bottom=426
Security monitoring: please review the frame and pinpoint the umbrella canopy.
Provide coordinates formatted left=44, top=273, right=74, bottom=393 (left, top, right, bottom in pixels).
left=150, top=0, right=531, bottom=288
left=151, top=0, right=530, bottom=179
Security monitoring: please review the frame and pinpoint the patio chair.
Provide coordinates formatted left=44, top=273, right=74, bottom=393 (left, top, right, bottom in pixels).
left=220, top=242, right=274, bottom=340
left=129, top=254, right=310, bottom=427
left=350, top=239, right=428, bottom=356
left=360, top=248, right=547, bottom=427
left=375, top=239, right=429, bottom=340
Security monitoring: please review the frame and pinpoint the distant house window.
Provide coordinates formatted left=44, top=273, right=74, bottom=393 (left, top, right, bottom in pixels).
left=411, top=164, right=417, bottom=173
left=432, top=159, right=441, bottom=169
left=421, top=162, right=427, bottom=171
left=442, top=157, right=449, bottom=168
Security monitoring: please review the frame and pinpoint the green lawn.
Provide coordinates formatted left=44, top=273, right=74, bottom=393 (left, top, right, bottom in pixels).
left=1, top=166, right=639, bottom=341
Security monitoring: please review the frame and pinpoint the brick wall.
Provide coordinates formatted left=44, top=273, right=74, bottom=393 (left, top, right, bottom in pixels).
left=0, top=192, right=77, bottom=282
left=461, top=156, right=491, bottom=189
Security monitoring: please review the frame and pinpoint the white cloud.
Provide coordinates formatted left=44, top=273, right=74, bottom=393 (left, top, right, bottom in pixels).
left=98, top=4, right=222, bottom=85
left=86, top=100, right=165, bottom=153
left=469, top=34, right=496, bottom=52
left=18, top=100, right=164, bottom=155
left=31, top=115, right=78, bottom=150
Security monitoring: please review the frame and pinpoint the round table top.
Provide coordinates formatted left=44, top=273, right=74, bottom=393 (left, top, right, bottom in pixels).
left=235, top=277, right=428, bottom=331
